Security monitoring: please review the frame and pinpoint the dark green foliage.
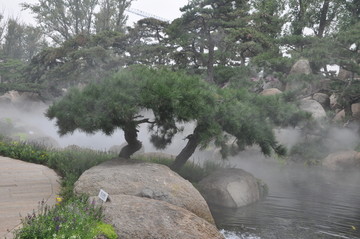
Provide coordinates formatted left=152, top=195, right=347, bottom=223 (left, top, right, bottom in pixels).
left=46, top=67, right=142, bottom=136
left=0, top=59, right=27, bottom=83
left=213, top=65, right=256, bottom=87
left=22, top=0, right=132, bottom=44
left=24, top=32, right=125, bottom=98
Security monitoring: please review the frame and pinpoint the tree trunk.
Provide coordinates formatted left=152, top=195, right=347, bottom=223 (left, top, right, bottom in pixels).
left=170, top=133, right=200, bottom=171
left=293, top=0, right=305, bottom=36
left=119, top=123, right=142, bottom=159
left=317, top=0, right=330, bottom=38
left=206, top=37, right=215, bottom=84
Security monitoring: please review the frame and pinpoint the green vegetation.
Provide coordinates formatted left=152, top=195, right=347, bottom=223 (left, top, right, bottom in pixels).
left=13, top=196, right=117, bottom=239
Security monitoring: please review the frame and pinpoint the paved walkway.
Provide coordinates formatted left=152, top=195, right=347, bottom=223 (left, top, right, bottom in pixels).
left=0, top=156, right=60, bottom=239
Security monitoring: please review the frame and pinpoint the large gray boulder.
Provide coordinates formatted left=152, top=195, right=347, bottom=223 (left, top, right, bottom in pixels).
left=198, top=168, right=266, bottom=208
left=312, top=93, right=330, bottom=109
left=74, top=159, right=214, bottom=224
left=289, top=59, right=312, bottom=75
left=299, top=99, right=327, bottom=120
left=322, top=150, right=360, bottom=171
left=352, top=103, right=360, bottom=119
left=92, top=194, right=224, bottom=239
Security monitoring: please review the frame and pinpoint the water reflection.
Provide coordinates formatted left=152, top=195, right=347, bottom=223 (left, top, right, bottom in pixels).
left=211, top=156, right=360, bottom=239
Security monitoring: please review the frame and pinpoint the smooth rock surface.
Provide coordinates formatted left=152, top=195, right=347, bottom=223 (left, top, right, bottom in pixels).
left=0, top=157, right=60, bottom=239
left=198, top=168, right=265, bottom=208
left=299, top=99, right=327, bottom=120
left=260, top=88, right=282, bottom=96
left=322, top=150, right=360, bottom=171
left=92, top=195, right=224, bottom=239
left=289, top=59, right=312, bottom=75
left=74, top=159, right=214, bottom=224
left=312, top=93, right=330, bottom=109
left=352, top=103, right=360, bottom=119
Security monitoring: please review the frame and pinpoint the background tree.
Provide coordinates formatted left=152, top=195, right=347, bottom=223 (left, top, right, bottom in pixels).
left=167, top=0, right=253, bottom=83
left=0, top=17, right=45, bottom=86
left=22, top=0, right=132, bottom=44
left=23, top=31, right=125, bottom=98
left=2, top=19, right=46, bottom=62
left=95, top=0, right=132, bottom=33
left=124, top=18, right=172, bottom=66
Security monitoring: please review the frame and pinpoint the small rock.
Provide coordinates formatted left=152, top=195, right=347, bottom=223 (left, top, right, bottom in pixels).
left=351, top=103, right=360, bottom=119
left=289, top=59, right=312, bottom=75
left=322, top=150, right=360, bottom=171
left=312, top=93, right=330, bottom=109
left=299, top=99, right=327, bottom=120
left=260, top=88, right=282, bottom=96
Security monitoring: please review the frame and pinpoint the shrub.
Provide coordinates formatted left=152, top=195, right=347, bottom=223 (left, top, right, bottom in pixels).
left=13, top=196, right=117, bottom=239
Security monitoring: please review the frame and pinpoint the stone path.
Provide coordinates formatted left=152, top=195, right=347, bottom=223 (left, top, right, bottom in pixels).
left=0, top=156, right=60, bottom=239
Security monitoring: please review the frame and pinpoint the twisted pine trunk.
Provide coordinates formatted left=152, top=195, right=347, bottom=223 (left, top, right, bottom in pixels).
left=171, top=132, right=200, bottom=171
left=119, top=123, right=142, bottom=159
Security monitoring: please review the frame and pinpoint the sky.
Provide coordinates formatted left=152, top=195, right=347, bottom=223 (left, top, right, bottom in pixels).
left=1, top=0, right=189, bottom=25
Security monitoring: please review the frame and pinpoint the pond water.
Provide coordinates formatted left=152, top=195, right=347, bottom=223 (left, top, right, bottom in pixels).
left=213, top=156, right=360, bottom=239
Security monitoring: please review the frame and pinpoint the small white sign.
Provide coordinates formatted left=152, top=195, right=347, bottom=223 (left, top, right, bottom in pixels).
left=98, top=189, right=109, bottom=202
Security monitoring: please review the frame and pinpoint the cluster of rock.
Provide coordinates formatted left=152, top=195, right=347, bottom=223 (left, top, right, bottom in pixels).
left=258, top=59, right=360, bottom=171
left=0, top=90, right=47, bottom=109
left=259, top=59, right=360, bottom=122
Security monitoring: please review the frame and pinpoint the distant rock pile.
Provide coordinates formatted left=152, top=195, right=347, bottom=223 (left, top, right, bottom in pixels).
left=0, top=90, right=46, bottom=109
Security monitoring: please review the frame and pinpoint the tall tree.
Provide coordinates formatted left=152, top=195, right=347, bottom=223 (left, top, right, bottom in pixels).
left=124, top=18, right=172, bottom=66
left=167, top=0, right=253, bottom=83
left=22, top=0, right=132, bottom=44
left=23, top=31, right=125, bottom=98
left=2, top=21, right=45, bottom=62
left=95, top=0, right=132, bottom=33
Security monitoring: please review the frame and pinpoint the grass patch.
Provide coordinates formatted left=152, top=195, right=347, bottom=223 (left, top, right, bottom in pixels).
left=13, top=196, right=117, bottom=239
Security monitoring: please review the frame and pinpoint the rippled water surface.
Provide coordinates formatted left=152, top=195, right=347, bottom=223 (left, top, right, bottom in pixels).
left=213, top=157, right=360, bottom=239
